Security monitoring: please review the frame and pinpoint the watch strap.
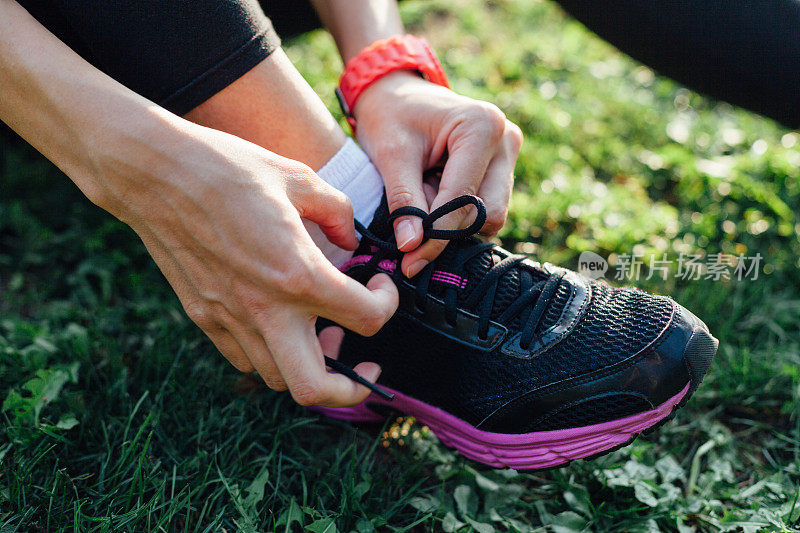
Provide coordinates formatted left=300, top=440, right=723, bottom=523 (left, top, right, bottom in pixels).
left=336, top=34, right=449, bottom=127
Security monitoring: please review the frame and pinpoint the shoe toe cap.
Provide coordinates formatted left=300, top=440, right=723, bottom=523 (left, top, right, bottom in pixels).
left=660, top=303, right=718, bottom=396
left=607, top=301, right=717, bottom=405
left=477, top=301, right=718, bottom=433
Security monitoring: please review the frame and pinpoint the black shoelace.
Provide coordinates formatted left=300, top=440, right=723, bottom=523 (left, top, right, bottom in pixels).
left=325, top=195, right=563, bottom=401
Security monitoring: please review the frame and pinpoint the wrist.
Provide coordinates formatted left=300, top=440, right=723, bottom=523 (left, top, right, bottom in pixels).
left=311, top=0, right=404, bottom=62
left=352, top=70, right=423, bottom=119
left=84, top=109, right=203, bottom=217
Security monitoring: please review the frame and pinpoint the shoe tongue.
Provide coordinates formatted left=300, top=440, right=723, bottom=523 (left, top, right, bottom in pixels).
left=456, top=245, right=529, bottom=322
left=421, top=234, right=549, bottom=327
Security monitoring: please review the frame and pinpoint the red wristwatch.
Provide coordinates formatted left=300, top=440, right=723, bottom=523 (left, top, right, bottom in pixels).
left=336, top=34, right=449, bottom=131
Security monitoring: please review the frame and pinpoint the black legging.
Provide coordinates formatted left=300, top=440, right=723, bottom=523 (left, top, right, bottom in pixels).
left=14, top=0, right=800, bottom=127
left=555, top=0, right=800, bottom=128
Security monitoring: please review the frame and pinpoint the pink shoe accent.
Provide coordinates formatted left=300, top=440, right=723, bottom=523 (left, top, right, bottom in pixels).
left=339, top=254, right=396, bottom=272
left=340, top=255, right=468, bottom=288
left=431, top=272, right=468, bottom=288
left=310, top=383, right=690, bottom=469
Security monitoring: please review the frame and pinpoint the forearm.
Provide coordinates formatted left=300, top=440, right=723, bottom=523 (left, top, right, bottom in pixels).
left=0, top=0, right=194, bottom=212
left=311, top=0, right=404, bottom=61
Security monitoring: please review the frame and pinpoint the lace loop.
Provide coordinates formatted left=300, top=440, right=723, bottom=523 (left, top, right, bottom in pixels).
left=384, top=195, right=487, bottom=242
left=423, top=195, right=487, bottom=240
left=388, top=205, right=429, bottom=222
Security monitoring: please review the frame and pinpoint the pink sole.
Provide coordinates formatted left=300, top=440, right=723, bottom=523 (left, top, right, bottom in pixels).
left=311, top=382, right=691, bottom=469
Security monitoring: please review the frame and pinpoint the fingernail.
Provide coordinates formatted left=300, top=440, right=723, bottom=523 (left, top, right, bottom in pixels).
left=407, top=259, right=429, bottom=278
left=396, top=219, right=416, bottom=250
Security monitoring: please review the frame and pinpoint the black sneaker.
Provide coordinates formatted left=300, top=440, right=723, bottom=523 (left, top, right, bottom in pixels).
left=314, top=194, right=718, bottom=469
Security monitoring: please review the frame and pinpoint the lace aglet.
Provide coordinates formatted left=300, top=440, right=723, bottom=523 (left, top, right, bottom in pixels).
left=324, top=356, right=395, bottom=401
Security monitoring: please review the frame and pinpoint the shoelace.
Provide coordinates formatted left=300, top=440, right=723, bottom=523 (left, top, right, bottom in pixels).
left=326, top=195, right=563, bottom=401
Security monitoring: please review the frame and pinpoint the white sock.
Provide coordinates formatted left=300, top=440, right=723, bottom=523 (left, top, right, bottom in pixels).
left=304, top=138, right=384, bottom=267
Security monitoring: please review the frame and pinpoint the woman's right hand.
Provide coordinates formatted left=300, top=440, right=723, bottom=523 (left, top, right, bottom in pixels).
left=1, top=0, right=396, bottom=407
left=94, top=123, right=398, bottom=407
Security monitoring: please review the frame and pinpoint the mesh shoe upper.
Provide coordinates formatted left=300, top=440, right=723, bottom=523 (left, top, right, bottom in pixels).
left=332, top=194, right=689, bottom=432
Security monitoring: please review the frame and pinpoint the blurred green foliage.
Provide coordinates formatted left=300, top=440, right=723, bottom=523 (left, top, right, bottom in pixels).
left=2, top=0, right=799, bottom=531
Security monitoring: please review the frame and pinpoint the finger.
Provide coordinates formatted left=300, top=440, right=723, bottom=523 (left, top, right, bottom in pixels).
left=370, top=140, right=428, bottom=252
left=266, top=315, right=376, bottom=407
left=173, top=279, right=257, bottom=376
left=286, top=166, right=359, bottom=251
left=401, top=127, right=499, bottom=277
left=319, top=326, right=382, bottom=386
left=475, top=156, right=513, bottom=236
left=206, top=327, right=255, bottom=373
left=272, top=210, right=398, bottom=336
left=309, top=266, right=399, bottom=337
left=318, top=326, right=345, bottom=358
left=203, top=298, right=288, bottom=391
left=423, top=181, right=437, bottom=207
left=235, top=329, right=288, bottom=391
left=476, top=156, right=518, bottom=236
left=477, top=122, right=522, bottom=235
left=351, top=362, right=382, bottom=385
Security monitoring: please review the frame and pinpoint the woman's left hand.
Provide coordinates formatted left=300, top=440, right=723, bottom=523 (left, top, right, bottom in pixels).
left=353, top=71, right=523, bottom=278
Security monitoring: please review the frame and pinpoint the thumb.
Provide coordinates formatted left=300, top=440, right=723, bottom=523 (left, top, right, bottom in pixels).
left=286, top=167, right=359, bottom=251
left=371, top=143, right=428, bottom=253
left=401, top=131, right=494, bottom=277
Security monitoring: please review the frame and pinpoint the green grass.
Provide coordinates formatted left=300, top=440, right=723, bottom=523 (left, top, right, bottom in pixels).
left=2, top=0, right=800, bottom=530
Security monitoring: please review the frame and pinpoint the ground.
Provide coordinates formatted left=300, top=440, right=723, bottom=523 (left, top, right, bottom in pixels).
left=2, top=0, right=800, bottom=531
